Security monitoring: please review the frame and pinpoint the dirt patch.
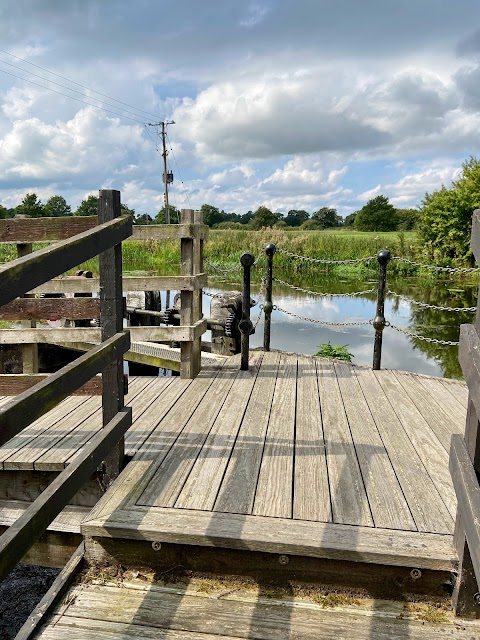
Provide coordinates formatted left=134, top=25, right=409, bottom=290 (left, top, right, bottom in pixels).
left=0, top=564, right=59, bottom=639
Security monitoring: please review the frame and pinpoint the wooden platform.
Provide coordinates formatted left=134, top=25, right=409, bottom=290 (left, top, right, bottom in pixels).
left=78, top=352, right=468, bottom=579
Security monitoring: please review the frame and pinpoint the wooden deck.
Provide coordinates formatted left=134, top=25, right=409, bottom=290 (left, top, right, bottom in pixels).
left=74, top=351, right=468, bottom=576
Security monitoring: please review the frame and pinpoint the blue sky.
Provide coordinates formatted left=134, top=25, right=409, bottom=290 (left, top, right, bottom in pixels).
left=0, top=0, right=479, bottom=217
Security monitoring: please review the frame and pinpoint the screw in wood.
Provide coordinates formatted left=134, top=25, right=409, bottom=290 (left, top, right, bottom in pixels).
left=278, top=555, right=289, bottom=565
left=151, top=541, right=162, bottom=551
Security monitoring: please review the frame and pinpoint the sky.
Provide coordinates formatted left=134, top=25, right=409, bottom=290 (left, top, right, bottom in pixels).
left=0, top=0, right=479, bottom=218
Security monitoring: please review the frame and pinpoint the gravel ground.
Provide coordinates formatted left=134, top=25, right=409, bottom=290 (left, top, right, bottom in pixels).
left=0, top=565, right=59, bottom=639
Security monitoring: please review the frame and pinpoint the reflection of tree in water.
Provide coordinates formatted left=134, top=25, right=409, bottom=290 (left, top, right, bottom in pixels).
left=392, top=276, right=478, bottom=379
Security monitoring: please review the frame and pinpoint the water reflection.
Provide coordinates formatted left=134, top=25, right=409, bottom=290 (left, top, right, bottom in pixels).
left=206, top=274, right=478, bottom=379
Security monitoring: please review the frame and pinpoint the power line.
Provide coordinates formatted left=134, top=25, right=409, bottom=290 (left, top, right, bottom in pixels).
left=0, top=57, right=155, bottom=123
left=165, top=131, right=192, bottom=209
left=0, top=48, right=161, bottom=120
left=0, top=67, right=149, bottom=125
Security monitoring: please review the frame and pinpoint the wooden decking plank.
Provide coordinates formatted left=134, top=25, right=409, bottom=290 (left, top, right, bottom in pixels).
left=252, top=353, right=297, bottom=518
left=124, top=377, right=176, bottom=456
left=316, top=358, right=373, bottom=527
left=428, top=376, right=469, bottom=416
left=174, top=354, right=263, bottom=512
left=334, top=362, right=416, bottom=531
left=137, top=360, right=241, bottom=508
left=33, top=377, right=148, bottom=470
left=0, top=499, right=89, bottom=533
left=87, top=363, right=226, bottom=521
left=373, top=369, right=457, bottom=520
left=0, top=395, right=89, bottom=468
left=293, top=355, right=331, bottom=522
left=83, top=505, right=456, bottom=570
left=439, top=378, right=468, bottom=409
left=37, top=582, right=480, bottom=640
left=214, top=351, right=281, bottom=515
left=415, top=375, right=467, bottom=429
left=393, top=372, right=464, bottom=452
left=354, top=367, right=454, bottom=534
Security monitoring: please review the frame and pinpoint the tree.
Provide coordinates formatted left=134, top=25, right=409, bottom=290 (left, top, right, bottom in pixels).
left=201, top=204, right=223, bottom=227
left=344, top=212, right=357, bottom=227
left=134, top=213, right=153, bottom=225
left=250, top=206, right=282, bottom=229
left=395, top=208, right=419, bottom=230
left=15, top=193, right=44, bottom=217
left=75, top=195, right=98, bottom=216
left=154, top=206, right=180, bottom=224
left=354, top=195, right=397, bottom=231
left=0, top=205, right=13, bottom=219
left=285, top=209, right=310, bottom=227
left=311, top=207, right=342, bottom=229
left=419, top=157, right=480, bottom=264
left=44, top=195, right=72, bottom=217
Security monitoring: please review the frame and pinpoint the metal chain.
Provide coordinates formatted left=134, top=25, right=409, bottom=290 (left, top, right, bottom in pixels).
left=387, top=289, right=476, bottom=313
left=274, top=277, right=375, bottom=298
left=203, top=290, right=217, bottom=298
left=275, top=247, right=376, bottom=265
left=253, top=277, right=266, bottom=329
left=387, top=322, right=460, bottom=346
left=205, top=250, right=264, bottom=274
left=391, top=256, right=480, bottom=273
left=273, top=304, right=371, bottom=327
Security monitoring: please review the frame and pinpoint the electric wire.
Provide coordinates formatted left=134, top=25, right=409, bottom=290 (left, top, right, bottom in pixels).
left=165, top=131, right=192, bottom=209
left=0, top=48, right=161, bottom=120
left=0, top=67, right=149, bottom=125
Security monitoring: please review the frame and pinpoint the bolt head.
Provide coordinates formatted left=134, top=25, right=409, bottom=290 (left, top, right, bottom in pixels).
left=151, top=541, right=162, bottom=551
left=474, top=592, right=480, bottom=606
left=278, top=555, right=289, bottom=565
left=410, top=568, right=422, bottom=580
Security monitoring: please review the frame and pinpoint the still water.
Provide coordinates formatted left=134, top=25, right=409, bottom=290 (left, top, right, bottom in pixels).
left=204, top=274, right=478, bottom=379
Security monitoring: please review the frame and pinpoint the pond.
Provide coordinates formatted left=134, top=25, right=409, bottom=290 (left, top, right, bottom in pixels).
left=203, top=272, right=478, bottom=379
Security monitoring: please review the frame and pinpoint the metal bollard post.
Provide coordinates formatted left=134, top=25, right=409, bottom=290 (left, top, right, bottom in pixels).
left=263, top=243, right=275, bottom=351
left=372, top=249, right=391, bottom=370
left=240, top=252, right=255, bottom=370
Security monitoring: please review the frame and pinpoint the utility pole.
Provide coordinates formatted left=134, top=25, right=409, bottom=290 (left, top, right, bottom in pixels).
left=148, top=120, right=175, bottom=224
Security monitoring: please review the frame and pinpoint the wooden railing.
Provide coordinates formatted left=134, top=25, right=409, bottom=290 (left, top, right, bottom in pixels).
left=0, top=189, right=133, bottom=582
left=450, top=208, right=480, bottom=619
left=0, top=208, right=208, bottom=379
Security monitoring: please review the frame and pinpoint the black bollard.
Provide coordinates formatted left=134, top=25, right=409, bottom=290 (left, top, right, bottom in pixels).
left=263, top=243, right=275, bottom=351
left=372, top=249, right=391, bottom=370
left=240, top=252, right=255, bottom=370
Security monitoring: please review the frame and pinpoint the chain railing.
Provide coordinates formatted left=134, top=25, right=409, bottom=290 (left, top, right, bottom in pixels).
left=206, top=242, right=473, bottom=370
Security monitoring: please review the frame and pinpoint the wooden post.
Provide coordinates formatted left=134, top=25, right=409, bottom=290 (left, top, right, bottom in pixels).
left=98, top=190, right=126, bottom=484
left=16, top=241, right=39, bottom=374
left=180, top=209, right=202, bottom=378
left=452, top=209, right=480, bottom=618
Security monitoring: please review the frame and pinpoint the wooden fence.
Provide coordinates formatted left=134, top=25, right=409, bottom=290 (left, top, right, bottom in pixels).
left=450, top=208, right=480, bottom=618
left=0, top=189, right=132, bottom=581
left=0, top=207, right=208, bottom=379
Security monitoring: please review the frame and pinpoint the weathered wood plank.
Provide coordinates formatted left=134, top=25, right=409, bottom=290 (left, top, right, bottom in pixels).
left=0, top=216, right=132, bottom=307
left=0, top=297, right=100, bottom=320
left=82, top=505, right=456, bottom=570
left=175, top=354, right=263, bottom=511
left=293, top=355, right=331, bottom=522
left=180, top=209, right=201, bottom=378
left=373, top=369, right=456, bottom=519
left=393, top=371, right=464, bottom=452
left=459, top=323, right=480, bottom=420
left=316, top=358, right=373, bottom=527
left=355, top=367, right=454, bottom=534
left=471, top=209, right=480, bottom=265
left=0, top=327, right=102, bottom=343
left=450, top=434, right=480, bottom=590
left=214, top=351, right=281, bottom=514
left=132, top=223, right=209, bottom=241
left=15, top=543, right=85, bottom=640
left=0, top=407, right=131, bottom=582
left=0, top=374, right=102, bottom=396
left=0, top=216, right=97, bottom=243
left=138, top=360, right=237, bottom=507
left=30, top=274, right=208, bottom=295
left=129, top=318, right=208, bottom=343
left=0, top=331, right=129, bottom=447
left=414, top=374, right=467, bottom=434
left=334, top=362, right=416, bottom=531
left=37, top=582, right=480, bottom=640
left=0, top=500, right=90, bottom=533
left=253, top=354, right=296, bottom=518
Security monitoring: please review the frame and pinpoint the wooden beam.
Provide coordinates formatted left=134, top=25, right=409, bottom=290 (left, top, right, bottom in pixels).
left=30, top=273, right=208, bottom=295
left=0, top=216, right=97, bottom=243
left=14, top=542, right=85, bottom=640
left=471, top=209, right=480, bottom=265
left=0, top=407, right=131, bottom=582
left=132, top=224, right=209, bottom=241
left=0, top=297, right=100, bottom=320
left=129, top=319, right=207, bottom=343
left=0, top=216, right=132, bottom=307
left=459, top=324, right=480, bottom=420
left=0, top=374, right=102, bottom=395
left=450, top=434, right=480, bottom=590
left=0, top=328, right=102, bottom=343
left=0, top=331, right=129, bottom=447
